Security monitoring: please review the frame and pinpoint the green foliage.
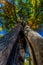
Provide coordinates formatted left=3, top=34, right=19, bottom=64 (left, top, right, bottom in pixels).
left=16, top=0, right=43, bottom=29
left=1, top=0, right=43, bottom=30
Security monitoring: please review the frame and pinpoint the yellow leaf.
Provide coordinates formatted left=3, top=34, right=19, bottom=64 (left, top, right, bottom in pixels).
left=16, top=9, right=19, bottom=13
left=17, top=17, right=21, bottom=21
left=0, top=27, right=3, bottom=31
left=32, top=25, right=36, bottom=29
left=36, top=25, right=39, bottom=28
left=32, top=0, right=35, bottom=5
left=29, top=21, right=33, bottom=26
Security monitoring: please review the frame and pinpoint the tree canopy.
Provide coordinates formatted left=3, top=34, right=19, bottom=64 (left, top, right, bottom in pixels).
left=0, top=0, right=43, bottom=30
